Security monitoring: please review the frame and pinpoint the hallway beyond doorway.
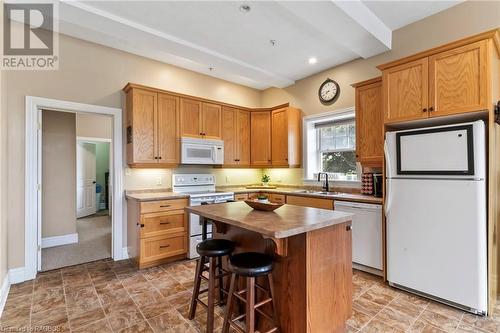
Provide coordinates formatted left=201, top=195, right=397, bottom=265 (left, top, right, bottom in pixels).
left=41, top=214, right=111, bottom=271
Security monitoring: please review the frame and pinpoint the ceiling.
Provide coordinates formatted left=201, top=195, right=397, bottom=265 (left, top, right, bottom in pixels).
left=56, top=1, right=461, bottom=90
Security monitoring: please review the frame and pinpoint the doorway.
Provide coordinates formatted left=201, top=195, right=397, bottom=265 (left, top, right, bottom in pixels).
left=25, top=96, right=124, bottom=281
left=40, top=111, right=113, bottom=271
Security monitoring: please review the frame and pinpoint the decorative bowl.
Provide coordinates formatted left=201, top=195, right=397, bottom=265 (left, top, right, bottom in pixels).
left=244, top=199, right=284, bottom=212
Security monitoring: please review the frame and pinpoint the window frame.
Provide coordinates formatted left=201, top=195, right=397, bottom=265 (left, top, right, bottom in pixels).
left=302, top=107, right=361, bottom=187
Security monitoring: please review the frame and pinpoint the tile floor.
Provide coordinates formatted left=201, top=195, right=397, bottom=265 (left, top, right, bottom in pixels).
left=0, top=258, right=498, bottom=333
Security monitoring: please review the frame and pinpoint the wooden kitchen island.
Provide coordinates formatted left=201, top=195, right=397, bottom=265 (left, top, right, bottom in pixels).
left=186, top=202, right=354, bottom=333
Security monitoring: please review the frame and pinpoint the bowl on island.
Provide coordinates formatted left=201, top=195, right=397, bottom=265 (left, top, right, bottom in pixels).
left=244, top=199, right=284, bottom=212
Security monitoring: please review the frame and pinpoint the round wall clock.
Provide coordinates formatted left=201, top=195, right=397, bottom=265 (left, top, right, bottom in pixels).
left=318, top=78, right=340, bottom=105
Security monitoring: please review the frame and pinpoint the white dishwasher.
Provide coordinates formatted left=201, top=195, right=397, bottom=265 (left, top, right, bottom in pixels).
left=335, top=201, right=383, bottom=275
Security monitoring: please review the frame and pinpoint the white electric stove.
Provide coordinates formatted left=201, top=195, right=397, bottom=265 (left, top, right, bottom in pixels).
left=172, top=174, right=234, bottom=259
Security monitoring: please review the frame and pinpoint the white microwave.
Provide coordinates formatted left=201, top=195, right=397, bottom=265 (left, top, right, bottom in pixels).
left=181, top=137, right=224, bottom=165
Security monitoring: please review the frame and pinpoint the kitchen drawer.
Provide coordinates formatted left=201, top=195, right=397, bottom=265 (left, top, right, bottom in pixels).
left=234, top=193, right=249, bottom=201
left=248, top=192, right=260, bottom=199
left=140, top=233, right=187, bottom=264
left=140, top=198, right=188, bottom=213
left=287, top=195, right=334, bottom=210
left=140, top=210, right=186, bottom=238
left=269, top=194, right=286, bottom=203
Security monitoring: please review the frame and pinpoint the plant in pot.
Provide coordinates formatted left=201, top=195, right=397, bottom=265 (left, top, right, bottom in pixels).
left=256, top=194, right=269, bottom=203
left=261, top=174, right=271, bottom=187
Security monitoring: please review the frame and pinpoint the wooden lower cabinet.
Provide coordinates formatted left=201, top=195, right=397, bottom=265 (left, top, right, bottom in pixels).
left=234, top=193, right=249, bottom=201
left=286, top=195, right=334, bottom=210
left=268, top=193, right=286, bottom=204
left=128, top=198, right=188, bottom=269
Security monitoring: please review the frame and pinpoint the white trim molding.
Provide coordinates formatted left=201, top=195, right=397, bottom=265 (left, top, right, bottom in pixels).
left=42, top=233, right=79, bottom=249
left=122, top=247, right=130, bottom=260
left=0, top=274, right=10, bottom=317
left=77, top=136, right=112, bottom=143
left=25, top=96, right=124, bottom=282
left=8, top=267, right=25, bottom=285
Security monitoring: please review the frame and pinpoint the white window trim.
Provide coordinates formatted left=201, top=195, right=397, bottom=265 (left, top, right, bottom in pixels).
left=302, top=106, right=361, bottom=188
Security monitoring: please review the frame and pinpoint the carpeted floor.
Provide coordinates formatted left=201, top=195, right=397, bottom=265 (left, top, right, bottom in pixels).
left=41, top=214, right=111, bottom=271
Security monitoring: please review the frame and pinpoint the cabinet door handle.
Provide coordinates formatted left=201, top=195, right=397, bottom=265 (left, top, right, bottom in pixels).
left=159, top=222, right=171, bottom=225
left=422, top=108, right=427, bottom=112
left=429, top=107, right=434, bottom=112
left=159, top=205, right=171, bottom=208
left=160, top=245, right=170, bottom=249
left=346, top=225, right=352, bottom=231
left=158, top=156, right=162, bottom=160
left=137, top=223, right=144, bottom=228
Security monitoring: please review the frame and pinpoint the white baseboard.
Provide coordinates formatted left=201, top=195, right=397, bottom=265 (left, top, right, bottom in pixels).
left=121, top=247, right=130, bottom=260
left=42, top=233, right=78, bottom=249
left=0, top=273, right=10, bottom=317
left=8, top=267, right=25, bottom=285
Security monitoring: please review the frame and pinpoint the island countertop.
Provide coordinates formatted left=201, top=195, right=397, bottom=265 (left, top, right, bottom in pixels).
left=185, top=201, right=354, bottom=239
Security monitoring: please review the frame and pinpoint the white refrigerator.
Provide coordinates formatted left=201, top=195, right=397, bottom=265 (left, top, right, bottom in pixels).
left=385, top=120, right=487, bottom=315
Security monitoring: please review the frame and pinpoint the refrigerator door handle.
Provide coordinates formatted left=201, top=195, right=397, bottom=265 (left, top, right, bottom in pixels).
left=384, top=140, right=392, bottom=215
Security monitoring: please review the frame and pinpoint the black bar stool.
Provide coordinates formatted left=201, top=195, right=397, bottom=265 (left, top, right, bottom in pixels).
left=222, top=252, right=279, bottom=333
left=189, top=238, right=235, bottom=333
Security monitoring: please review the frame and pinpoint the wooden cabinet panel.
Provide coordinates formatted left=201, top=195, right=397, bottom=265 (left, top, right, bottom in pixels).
left=237, top=110, right=251, bottom=165
left=157, top=93, right=179, bottom=165
left=429, top=40, right=488, bottom=117
left=180, top=98, right=202, bottom=138
left=248, top=192, right=260, bottom=199
left=286, top=195, right=334, bottom=210
left=272, top=108, right=289, bottom=166
left=234, top=193, right=249, bottom=201
left=269, top=194, right=286, bottom=204
left=141, top=210, right=185, bottom=238
left=140, top=198, right=189, bottom=214
left=128, top=89, right=157, bottom=164
left=202, top=103, right=222, bottom=139
left=222, top=107, right=238, bottom=165
left=140, top=233, right=187, bottom=264
left=251, top=111, right=272, bottom=166
left=354, top=79, right=383, bottom=165
left=383, top=58, right=429, bottom=123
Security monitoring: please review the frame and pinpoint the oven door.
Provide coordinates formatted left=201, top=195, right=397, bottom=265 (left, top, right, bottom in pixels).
left=189, top=198, right=214, bottom=236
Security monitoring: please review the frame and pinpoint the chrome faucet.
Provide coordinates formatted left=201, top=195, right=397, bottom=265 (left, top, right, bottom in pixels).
left=317, top=172, right=330, bottom=192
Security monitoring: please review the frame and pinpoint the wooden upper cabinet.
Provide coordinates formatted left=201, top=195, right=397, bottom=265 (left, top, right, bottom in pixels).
left=271, top=107, right=303, bottom=167
left=157, top=93, right=180, bottom=165
left=251, top=111, right=272, bottom=166
left=379, top=31, right=499, bottom=124
left=125, top=86, right=179, bottom=167
left=222, top=106, right=238, bottom=165
left=382, top=58, right=429, bottom=123
left=202, top=103, right=222, bottom=139
left=180, top=98, right=202, bottom=138
left=353, top=78, right=383, bottom=166
left=221, top=107, right=251, bottom=166
left=180, top=99, right=222, bottom=139
left=126, top=88, right=157, bottom=165
left=237, top=110, right=251, bottom=165
left=429, top=40, right=488, bottom=117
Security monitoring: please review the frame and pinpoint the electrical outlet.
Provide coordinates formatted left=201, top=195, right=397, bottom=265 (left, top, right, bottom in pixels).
left=156, top=176, right=162, bottom=186
left=226, top=176, right=231, bottom=183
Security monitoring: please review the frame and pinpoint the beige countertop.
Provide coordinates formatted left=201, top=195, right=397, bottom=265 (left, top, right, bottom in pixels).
left=125, top=191, right=189, bottom=201
left=186, top=201, right=354, bottom=238
left=220, top=187, right=383, bottom=204
left=125, top=187, right=383, bottom=204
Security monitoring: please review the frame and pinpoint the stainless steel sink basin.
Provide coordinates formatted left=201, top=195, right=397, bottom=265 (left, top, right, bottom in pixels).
left=291, top=190, right=342, bottom=196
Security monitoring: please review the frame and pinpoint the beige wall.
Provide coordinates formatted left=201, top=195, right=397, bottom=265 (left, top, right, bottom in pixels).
left=5, top=31, right=262, bottom=269
left=76, top=113, right=113, bottom=139
left=261, top=1, right=500, bottom=114
left=42, top=111, right=77, bottom=238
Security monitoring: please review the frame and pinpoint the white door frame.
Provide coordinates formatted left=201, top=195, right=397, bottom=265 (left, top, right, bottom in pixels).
left=25, top=96, right=124, bottom=281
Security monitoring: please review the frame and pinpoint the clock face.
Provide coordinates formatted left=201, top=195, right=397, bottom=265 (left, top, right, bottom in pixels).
left=319, top=79, right=340, bottom=104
